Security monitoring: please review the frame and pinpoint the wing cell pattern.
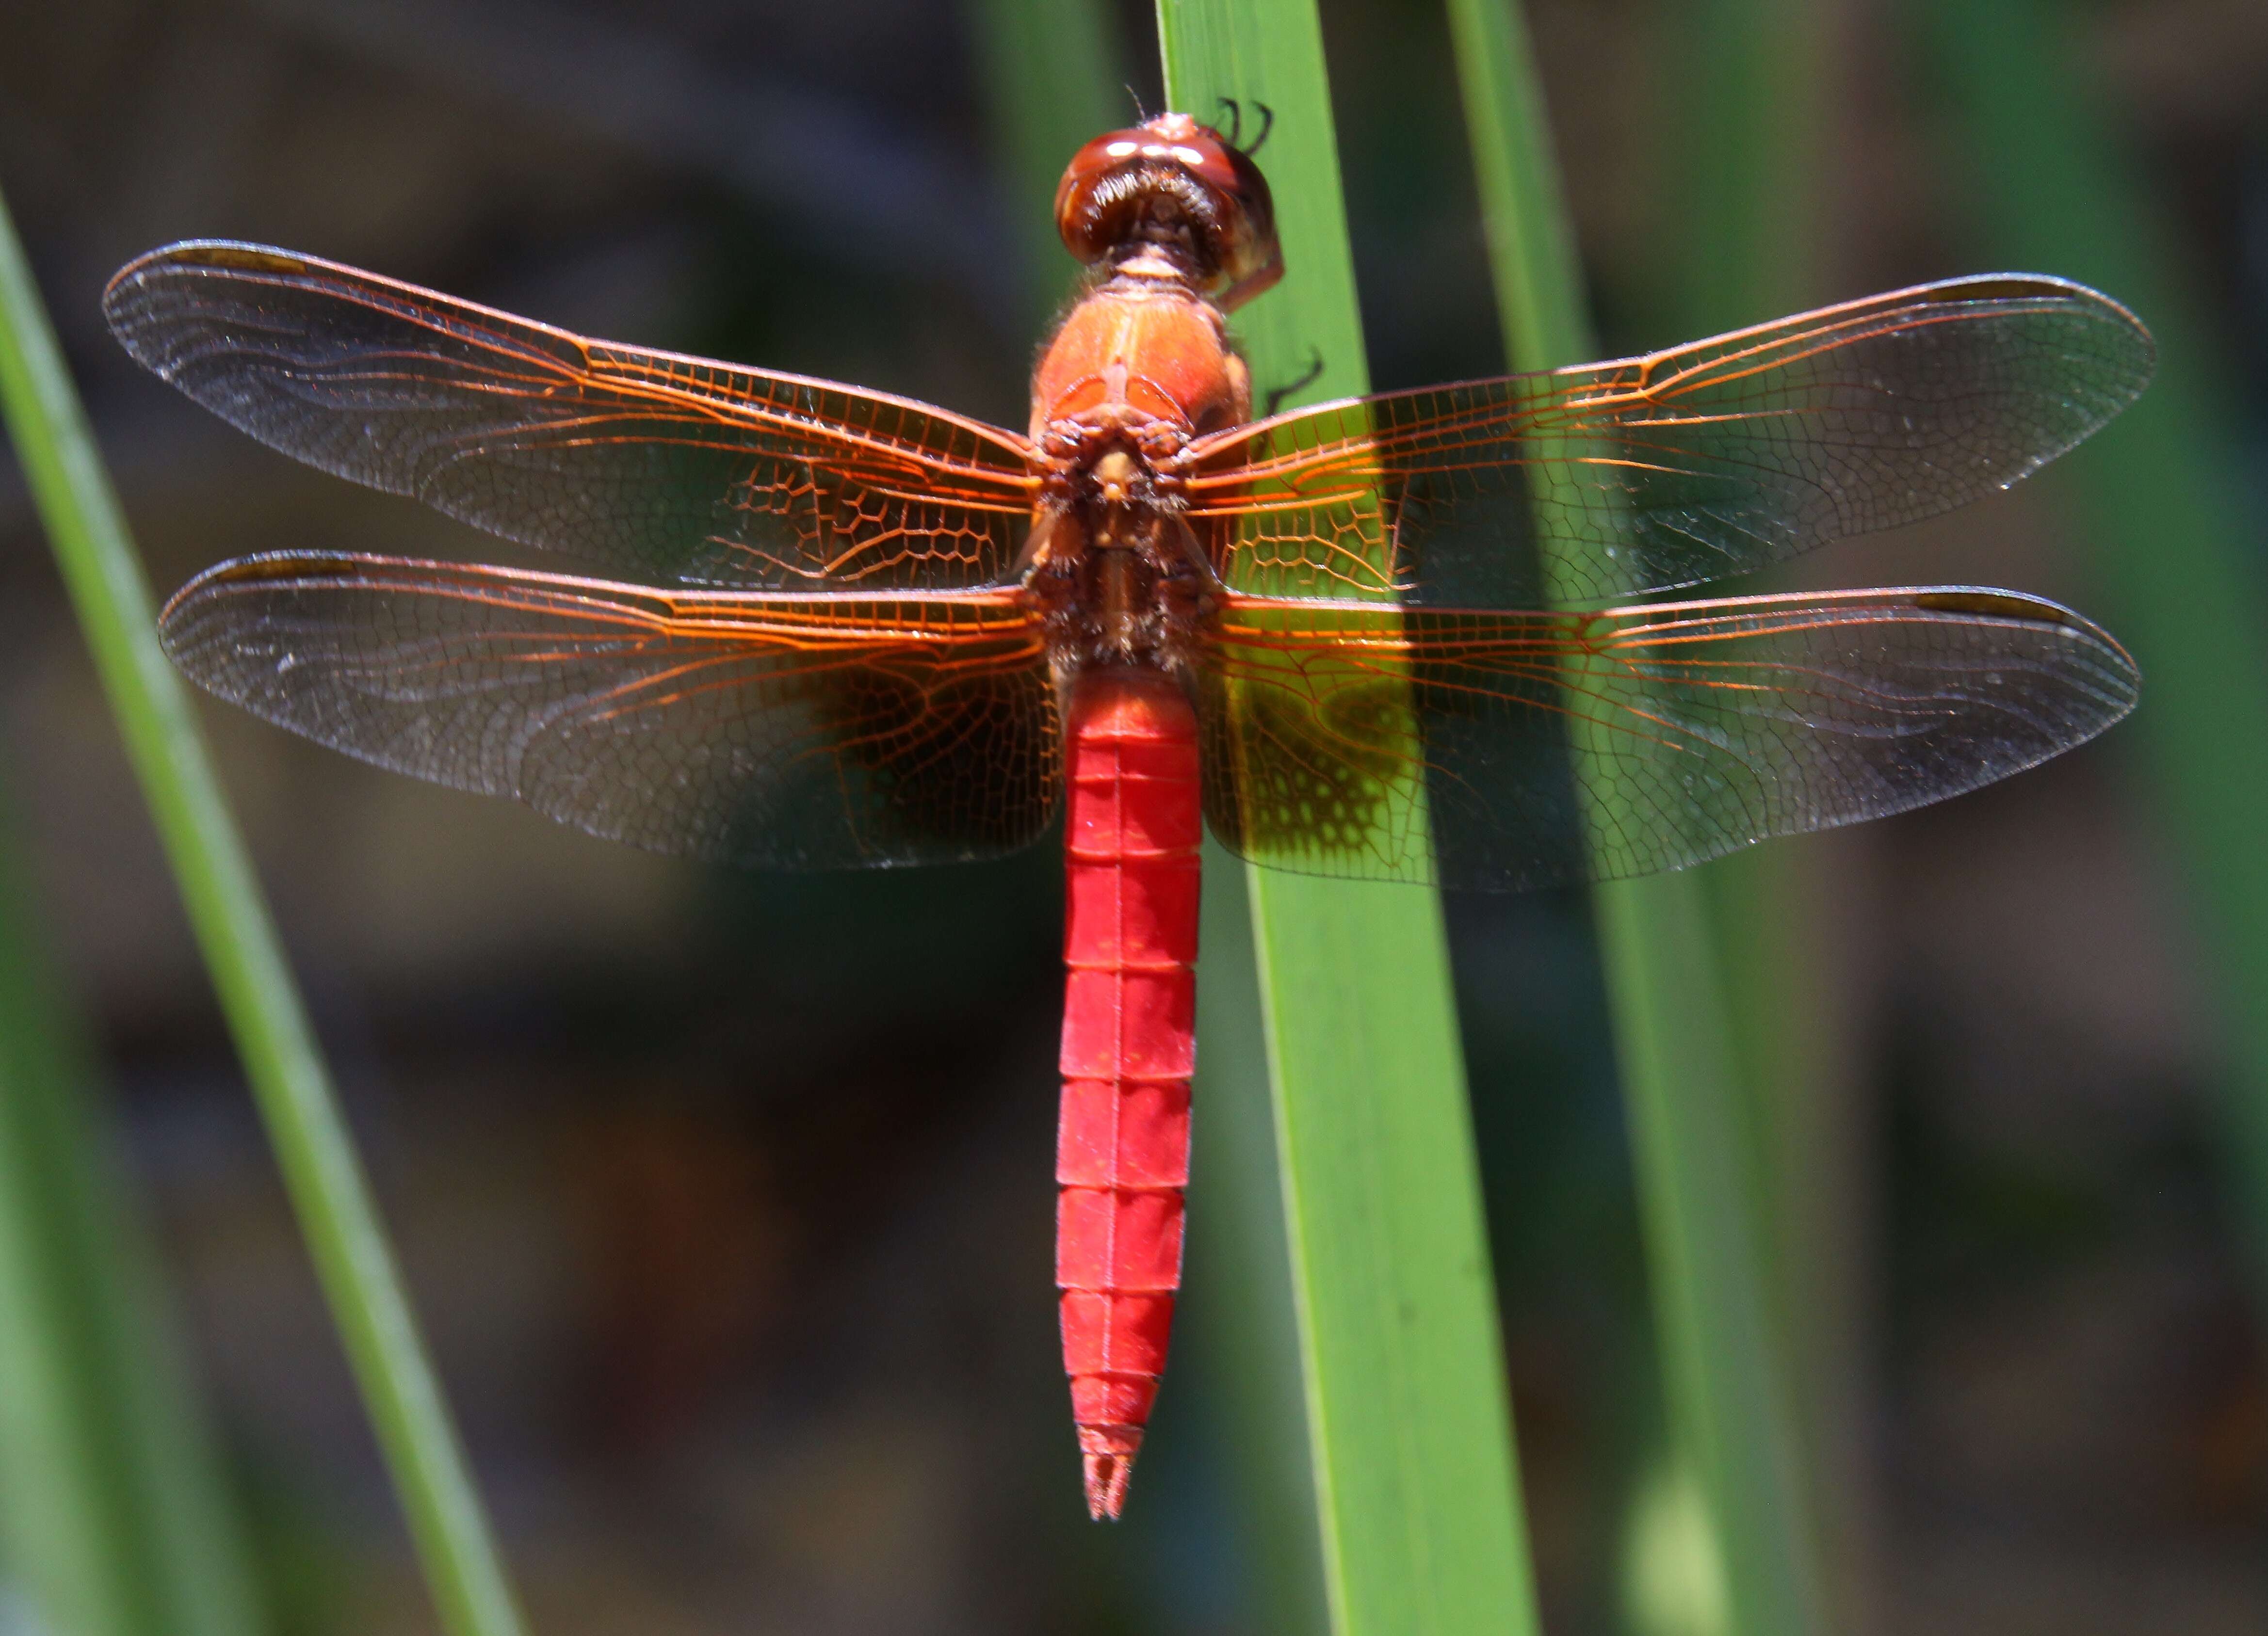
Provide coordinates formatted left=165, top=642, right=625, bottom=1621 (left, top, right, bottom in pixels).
left=1198, top=589, right=2139, bottom=891
left=160, top=555, right=1059, bottom=868
left=1184, top=276, right=2155, bottom=608
left=116, top=245, right=2149, bottom=890
left=106, top=242, right=1038, bottom=592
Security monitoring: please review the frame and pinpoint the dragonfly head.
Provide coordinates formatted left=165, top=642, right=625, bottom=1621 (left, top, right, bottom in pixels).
left=1055, top=112, right=1283, bottom=310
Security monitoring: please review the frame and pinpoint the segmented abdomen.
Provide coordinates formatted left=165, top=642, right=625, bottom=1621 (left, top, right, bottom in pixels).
left=1056, top=666, right=1202, bottom=1521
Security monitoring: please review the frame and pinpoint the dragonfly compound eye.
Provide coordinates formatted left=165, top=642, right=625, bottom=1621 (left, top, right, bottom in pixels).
left=1054, top=112, right=1283, bottom=309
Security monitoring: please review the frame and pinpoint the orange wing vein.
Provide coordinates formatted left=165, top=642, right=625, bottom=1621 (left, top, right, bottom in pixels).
left=1198, top=587, right=2138, bottom=891
left=106, top=242, right=1039, bottom=592
left=1184, top=276, right=2153, bottom=607
left=160, top=554, right=1058, bottom=868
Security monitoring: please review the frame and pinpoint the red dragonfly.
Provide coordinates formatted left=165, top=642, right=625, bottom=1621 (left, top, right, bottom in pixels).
left=106, top=112, right=2148, bottom=1520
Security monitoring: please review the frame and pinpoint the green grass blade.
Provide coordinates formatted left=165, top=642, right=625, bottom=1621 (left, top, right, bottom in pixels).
left=0, top=775, right=266, bottom=1636
left=1662, top=0, right=1872, bottom=1627
left=1912, top=0, right=2268, bottom=1299
left=1588, top=887, right=1819, bottom=1636
left=0, top=186, right=526, bottom=1636
left=1156, top=7, right=1540, bottom=1634
left=1442, top=5, right=1823, bottom=1635
left=1185, top=850, right=1330, bottom=1632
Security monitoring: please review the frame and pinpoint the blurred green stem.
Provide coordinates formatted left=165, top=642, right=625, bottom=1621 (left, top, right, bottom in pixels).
left=0, top=772, right=266, bottom=1636
left=1915, top=0, right=2268, bottom=1299
left=969, top=0, right=1127, bottom=327
left=1668, top=0, right=1875, bottom=1629
left=1443, top=3, right=1823, bottom=1634
left=0, top=187, right=525, bottom=1636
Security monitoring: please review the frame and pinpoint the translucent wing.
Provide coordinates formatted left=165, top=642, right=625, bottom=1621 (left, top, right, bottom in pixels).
left=107, top=242, right=1037, bottom=592
left=1198, top=588, right=2138, bottom=891
left=161, top=555, right=1058, bottom=868
left=1184, top=276, right=2154, bottom=607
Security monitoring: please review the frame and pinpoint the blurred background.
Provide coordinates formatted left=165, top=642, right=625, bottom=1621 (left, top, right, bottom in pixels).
left=2, top=0, right=2267, bottom=1631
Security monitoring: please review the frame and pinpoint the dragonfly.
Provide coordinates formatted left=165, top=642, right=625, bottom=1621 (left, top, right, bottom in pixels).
left=105, top=111, right=2149, bottom=1520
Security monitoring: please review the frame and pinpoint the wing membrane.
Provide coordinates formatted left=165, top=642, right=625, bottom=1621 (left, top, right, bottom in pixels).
left=1185, top=276, right=2154, bottom=607
left=161, top=555, right=1058, bottom=868
left=1198, top=588, right=2138, bottom=891
left=107, top=242, right=1037, bottom=592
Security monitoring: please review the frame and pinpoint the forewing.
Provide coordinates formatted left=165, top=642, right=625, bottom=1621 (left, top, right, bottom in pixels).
left=107, top=242, right=1037, bottom=591
left=161, top=555, right=1058, bottom=868
left=1199, top=589, right=2138, bottom=891
left=1185, top=276, right=2154, bottom=607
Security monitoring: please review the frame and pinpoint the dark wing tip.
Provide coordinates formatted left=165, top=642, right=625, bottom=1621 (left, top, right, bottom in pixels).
left=158, top=550, right=376, bottom=643
left=1908, top=583, right=2144, bottom=706
left=103, top=241, right=322, bottom=383
left=1909, top=585, right=2083, bottom=621
left=108, top=241, right=311, bottom=284
left=104, top=238, right=308, bottom=314
left=1913, top=270, right=2148, bottom=329
left=1912, top=270, right=2158, bottom=406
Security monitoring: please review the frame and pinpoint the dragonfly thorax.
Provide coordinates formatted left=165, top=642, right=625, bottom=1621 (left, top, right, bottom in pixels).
left=1090, top=448, right=1143, bottom=512
left=1025, top=439, right=1209, bottom=675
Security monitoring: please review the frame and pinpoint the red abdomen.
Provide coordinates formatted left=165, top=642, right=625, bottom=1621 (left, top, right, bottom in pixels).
left=1056, top=668, right=1201, bottom=1520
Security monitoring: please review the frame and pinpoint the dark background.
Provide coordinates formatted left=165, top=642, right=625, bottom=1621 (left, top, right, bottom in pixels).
left=3, top=0, right=2267, bottom=1631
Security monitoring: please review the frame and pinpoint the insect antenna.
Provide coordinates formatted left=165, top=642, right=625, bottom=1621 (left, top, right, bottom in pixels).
left=1217, top=96, right=1243, bottom=147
